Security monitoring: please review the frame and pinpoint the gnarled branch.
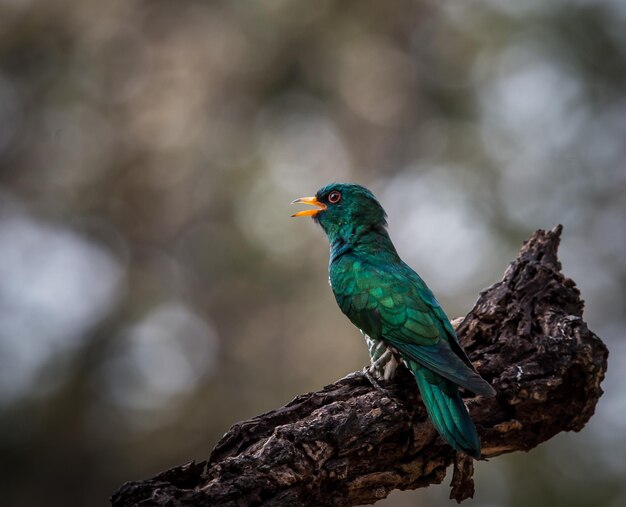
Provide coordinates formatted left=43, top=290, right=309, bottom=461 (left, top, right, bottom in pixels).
left=111, top=226, right=608, bottom=506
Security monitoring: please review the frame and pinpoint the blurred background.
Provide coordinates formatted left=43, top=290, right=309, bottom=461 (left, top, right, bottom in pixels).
left=0, top=0, right=624, bottom=505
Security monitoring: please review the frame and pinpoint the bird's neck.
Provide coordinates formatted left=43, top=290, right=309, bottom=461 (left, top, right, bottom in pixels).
left=329, top=223, right=399, bottom=263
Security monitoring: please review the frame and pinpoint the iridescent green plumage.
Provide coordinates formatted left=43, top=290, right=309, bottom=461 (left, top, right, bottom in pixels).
left=293, top=183, right=495, bottom=458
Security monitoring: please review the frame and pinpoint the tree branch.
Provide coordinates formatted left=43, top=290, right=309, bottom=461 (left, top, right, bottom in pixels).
left=111, top=226, right=608, bottom=506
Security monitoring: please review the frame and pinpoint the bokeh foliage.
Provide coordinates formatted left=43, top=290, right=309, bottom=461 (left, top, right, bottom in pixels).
left=0, top=1, right=624, bottom=506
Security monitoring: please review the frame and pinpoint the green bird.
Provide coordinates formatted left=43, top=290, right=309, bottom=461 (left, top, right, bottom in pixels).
left=292, top=183, right=495, bottom=458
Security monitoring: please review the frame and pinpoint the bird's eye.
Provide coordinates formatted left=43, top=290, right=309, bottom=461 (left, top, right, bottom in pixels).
left=328, top=190, right=341, bottom=204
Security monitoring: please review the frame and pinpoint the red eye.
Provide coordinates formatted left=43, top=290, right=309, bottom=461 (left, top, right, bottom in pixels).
left=328, top=190, right=341, bottom=204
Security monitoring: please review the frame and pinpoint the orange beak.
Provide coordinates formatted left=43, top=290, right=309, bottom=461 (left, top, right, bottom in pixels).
left=290, top=196, right=327, bottom=217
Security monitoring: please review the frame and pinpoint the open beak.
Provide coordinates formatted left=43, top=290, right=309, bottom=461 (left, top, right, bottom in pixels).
left=290, top=196, right=327, bottom=217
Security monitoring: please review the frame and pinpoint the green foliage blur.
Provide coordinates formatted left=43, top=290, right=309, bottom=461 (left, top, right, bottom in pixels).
left=0, top=1, right=624, bottom=506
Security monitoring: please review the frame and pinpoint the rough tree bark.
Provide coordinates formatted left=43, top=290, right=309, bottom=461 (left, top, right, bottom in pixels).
left=111, top=226, right=608, bottom=506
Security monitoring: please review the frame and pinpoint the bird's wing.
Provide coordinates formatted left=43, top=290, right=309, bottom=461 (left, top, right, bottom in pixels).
left=418, top=283, right=480, bottom=373
left=385, top=332, right=495, bottom=396
left=368, top=265, right=495, bottom=397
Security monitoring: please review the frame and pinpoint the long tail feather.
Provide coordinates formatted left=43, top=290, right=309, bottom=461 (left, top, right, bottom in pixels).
left=410, top=362, right=481, bottom=458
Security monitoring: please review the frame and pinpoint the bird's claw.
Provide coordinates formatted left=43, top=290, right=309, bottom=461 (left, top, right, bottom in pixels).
left=340, top=369, right=391, bottom=397
left=339, top=370, right=362, bottom=382
left=362, top=366, right=390, bottom=395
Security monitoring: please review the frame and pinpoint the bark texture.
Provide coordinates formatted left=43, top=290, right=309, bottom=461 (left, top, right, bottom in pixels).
left=111, top=226, right=608, bottom=506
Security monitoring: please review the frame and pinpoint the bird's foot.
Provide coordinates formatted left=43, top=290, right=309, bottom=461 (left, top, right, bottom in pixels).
left=340, top=368, right=391, bottom=396
left=338, top=370, right=362, bottom=382
left=362, top=366, right=391, bottom=395
left=369, top=348, right=399, bottom=381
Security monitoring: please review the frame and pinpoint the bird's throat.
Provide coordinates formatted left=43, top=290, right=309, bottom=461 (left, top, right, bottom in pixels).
left=329, top=224, right=398, bottom=264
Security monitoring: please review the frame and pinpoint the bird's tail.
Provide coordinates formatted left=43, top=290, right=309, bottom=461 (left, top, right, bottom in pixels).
left=409, top=362, right=481, bottom=459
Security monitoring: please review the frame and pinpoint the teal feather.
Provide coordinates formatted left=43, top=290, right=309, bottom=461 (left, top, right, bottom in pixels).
left=409, top=361, right=481, bottom=458
left=294, top=183, right=496, bottom=458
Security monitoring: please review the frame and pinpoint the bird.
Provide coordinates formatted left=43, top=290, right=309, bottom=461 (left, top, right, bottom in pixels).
left=291, top=182, right=495, bottom=459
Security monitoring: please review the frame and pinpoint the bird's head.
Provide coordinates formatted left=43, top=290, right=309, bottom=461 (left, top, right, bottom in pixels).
left=291, top=183, right=387, bottom=242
